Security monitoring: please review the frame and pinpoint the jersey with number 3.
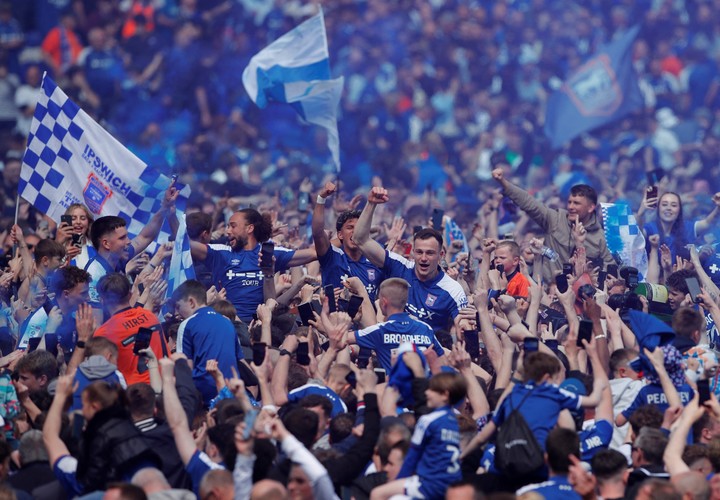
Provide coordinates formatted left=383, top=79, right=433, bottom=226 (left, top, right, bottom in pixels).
left=400, top=406, right=461, bottom=495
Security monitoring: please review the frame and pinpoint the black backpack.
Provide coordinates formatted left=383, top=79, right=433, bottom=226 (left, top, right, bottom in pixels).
left=494, top=387, right=544, bottom=476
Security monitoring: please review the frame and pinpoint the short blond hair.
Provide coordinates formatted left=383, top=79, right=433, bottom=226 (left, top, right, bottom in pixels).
left=379, top=278, right=409, bottom=309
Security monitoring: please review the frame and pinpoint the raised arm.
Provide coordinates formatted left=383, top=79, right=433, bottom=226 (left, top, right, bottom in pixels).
left=644, top=346, right=681, bottom=409
left=312, top=182, right=336, bottom=258
left=492, top=168, right=553, bottom=231
left=352, top=187, right=389, bottom=268
left=690, top=245, right=720, bottom=301
left=159, top=357, right=197, bottom=465
left=287, top=247, right=318, bottom=268
left=694, top=193, right=720, bottom=236
left=43, top=373, right=74, bottom=465
left=132, top=186, right=179, bottom=255
left=190, top=240, right=208, bottom=262
left=474, top=287, right=503, bottom=371
left=578, top=339, right=610, bottom=409
left=664, top=394, right=704, bottom=476
left=269, top=334, right=298, bottom=407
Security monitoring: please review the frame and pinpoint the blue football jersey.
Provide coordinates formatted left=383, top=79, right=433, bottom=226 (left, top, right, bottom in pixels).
left=355, top=312, right=444, bottom=371
left=398, top=406, right=462, bottom=497
left=176, top=306, right=244, bottom=405
left=580, top=420, right=613, bottom=461
left=517, top=476, right=580, bottom=499
left=319, top=245, right=385, bottom=301
left=621, top=383, right=693, bottom=419
left=203, top=243, right=295, bottom=322
left=382, top=251, right=467, bottom=331
left=288, top=383, right=347, bottom=417
left=493, top=383, right=581, bottom=451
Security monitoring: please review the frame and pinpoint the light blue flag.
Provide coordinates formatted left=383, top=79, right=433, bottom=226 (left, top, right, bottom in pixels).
left=19, top=74, right=195, bottom=302
left=600, top=202, right=648, bottom=279
left=242, top=9, right=343, bottom=170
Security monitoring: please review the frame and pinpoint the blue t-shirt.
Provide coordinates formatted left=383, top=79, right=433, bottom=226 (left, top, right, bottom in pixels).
left=186, top=450, right=225, bottom=495
left=579, top=420, right=613, bottom=461
left=355, top=312, right=444, bottom=371
left=643, top=219, right=698, bottom=260
left=493, top=383, right=581, bottom=451
left=203, top=243, right=295, bottom=322
left=82, top=48, right=126, bottom=98
left=621, top=383, right=694, bottom=419
left=517, top=475, right=580, bottom=499
left=288, top=383, right=347, bottom=417
left=397, top=406, right=461, bottom=498
left=318, top=245, right=384, bottom=301
left=480, top=444, right=499, bottom=474
left=176, top=306, right=244, bottom=406
left=78, top=247, right=136, bottom=306
left=382, top=251, right=467, bottom=331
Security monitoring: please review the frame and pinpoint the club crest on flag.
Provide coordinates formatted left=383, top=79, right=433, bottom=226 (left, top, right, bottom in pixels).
left=83, top=173, right=112, bottom=214
left=564, top=55, right=623, bottom=117
left=19, top=74, right=195, bottom=300
left=425, top=294, right=437, bottom=307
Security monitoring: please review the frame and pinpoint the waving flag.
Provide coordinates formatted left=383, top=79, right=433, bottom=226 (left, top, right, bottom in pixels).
left=242, top=8, right=343, bottom=170
left=443, top=217, right=469, bottom=261
left=19, top=74, right=194, bottom=294
left=545, top=26, right=643, bottom=148
left=600, top=202, right=648, bottom=279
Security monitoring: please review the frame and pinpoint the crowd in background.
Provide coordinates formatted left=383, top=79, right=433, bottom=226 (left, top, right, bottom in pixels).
left=0, top=0, right=714, bottom=499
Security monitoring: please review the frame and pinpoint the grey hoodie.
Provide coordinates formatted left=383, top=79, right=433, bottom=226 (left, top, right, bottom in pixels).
left=79, top=355, right=118, bottom=379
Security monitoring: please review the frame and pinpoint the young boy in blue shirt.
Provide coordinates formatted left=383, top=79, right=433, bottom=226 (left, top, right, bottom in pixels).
left=462, top=345, right=608, bottom=487
left=370, top=371, right=467, bottom=500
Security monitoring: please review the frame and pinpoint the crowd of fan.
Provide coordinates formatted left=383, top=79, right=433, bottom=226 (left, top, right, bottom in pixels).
left=0, top=0, right=716, bottom=500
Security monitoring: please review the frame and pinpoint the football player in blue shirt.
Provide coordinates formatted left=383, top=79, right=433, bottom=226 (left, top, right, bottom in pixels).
left=313, top=181, right=385, bottom=301
left=370, top=371, right=466, bottom=500
left=190, top=208, right=317, bottom=322
left=353, top=187, right=468, bottom=331
left=346, top=277, right=446, bottom=371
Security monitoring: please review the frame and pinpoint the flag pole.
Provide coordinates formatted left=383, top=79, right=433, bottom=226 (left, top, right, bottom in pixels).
left=13, top=194, right=19, bottom=226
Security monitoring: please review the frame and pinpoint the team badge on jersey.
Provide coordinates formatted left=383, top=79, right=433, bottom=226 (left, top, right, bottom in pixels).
left=368, top=269, right=376, bottom=281
left=425, top=294, right=437, bottom=307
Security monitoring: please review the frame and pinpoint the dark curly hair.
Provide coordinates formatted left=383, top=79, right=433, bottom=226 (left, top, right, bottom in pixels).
left=336, top=210, right=362, bottom=232
left=238, top=208, right=273, bottom=242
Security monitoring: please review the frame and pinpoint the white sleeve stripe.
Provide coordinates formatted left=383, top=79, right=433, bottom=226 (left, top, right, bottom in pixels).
left=387, top=251, right=414, bottom=270
left=437, top=275, right=468, bottom=307
left=175, top=319, right=189, bottom=354
left=357, top=323, right=384, bottom=337
left=198, top=451, right=225, bottom=470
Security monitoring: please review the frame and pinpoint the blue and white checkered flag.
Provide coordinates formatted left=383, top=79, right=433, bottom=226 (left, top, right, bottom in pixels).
left=19, top=74, right=195, bottom=292
left=600, top=202, right=648, bottom=279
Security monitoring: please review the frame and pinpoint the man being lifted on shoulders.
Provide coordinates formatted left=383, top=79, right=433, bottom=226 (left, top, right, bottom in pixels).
left=352, top=187, right=467, bottom=331
left=312, top=181, right=385, bottom=301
